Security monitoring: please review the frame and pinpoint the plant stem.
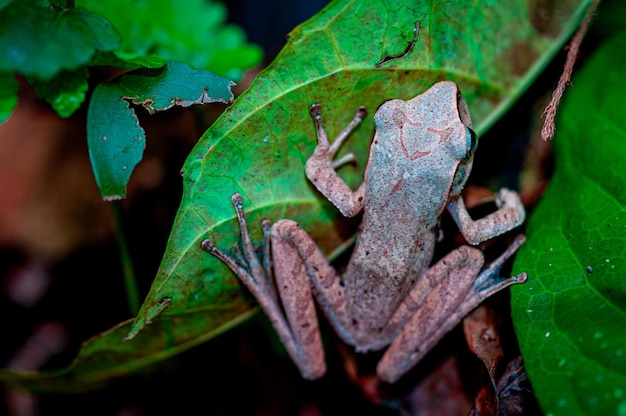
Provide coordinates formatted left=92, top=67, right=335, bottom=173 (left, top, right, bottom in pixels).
left=112, top=201, right=140, bottom=316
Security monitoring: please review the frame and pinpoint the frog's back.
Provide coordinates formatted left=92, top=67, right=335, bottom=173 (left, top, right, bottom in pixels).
left=342, top=83, right=472, bottom=341
left=343, top=161, right=450, bottom=337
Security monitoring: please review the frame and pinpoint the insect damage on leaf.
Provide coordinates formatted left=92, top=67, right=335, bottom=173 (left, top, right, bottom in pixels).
left=376, top=21, right=420, bottom=67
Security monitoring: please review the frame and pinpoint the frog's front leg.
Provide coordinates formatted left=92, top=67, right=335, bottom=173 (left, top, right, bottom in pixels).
left=447, top=189, right=525, bottom=245
left=377, top=235, right=527, bottom=383
left=201, top=194, right=351, bottom=380
left=305, top=104, right=367, bottom=217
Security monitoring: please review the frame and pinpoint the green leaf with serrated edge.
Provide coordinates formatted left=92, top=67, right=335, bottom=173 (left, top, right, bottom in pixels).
left=32, top=67, right=89, bottom=118
left=127, top=0, right=591, bottom=346
left=87, top=62, right=234, bottom=200
left=511, top=32, right=626, bottom=415
left=0, top=0, right=591, bottom=393
left=0, top=0, right=119, bottom=80
left=0, top=72, right=17, bottom=122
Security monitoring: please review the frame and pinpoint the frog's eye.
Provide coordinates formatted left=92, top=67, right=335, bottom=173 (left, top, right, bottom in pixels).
left=464, top=127, right=477, bottom=159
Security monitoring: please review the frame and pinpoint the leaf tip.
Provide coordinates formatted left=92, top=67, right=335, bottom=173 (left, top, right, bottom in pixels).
left=102, top=194, right=125, bottom=202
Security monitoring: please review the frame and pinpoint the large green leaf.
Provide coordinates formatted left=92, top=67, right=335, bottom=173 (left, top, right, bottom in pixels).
left=128, top=0, right=591, bottom=339
left=511, top=32, right=626, bottom=415
left=0, top=0, right=591, bottom=392
left=87, top=62, right=234, bottom=200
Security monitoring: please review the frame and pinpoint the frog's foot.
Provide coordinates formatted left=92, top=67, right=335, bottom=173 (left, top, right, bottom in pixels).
left=201, top=194, right=326, bottom=380
left=308, top=103, right=367, bottom=163
left=469, top=234, right=527, bottom=297
left=377, top=235, right=526, bottom=383
left=201, top=194, right=274, bottom=292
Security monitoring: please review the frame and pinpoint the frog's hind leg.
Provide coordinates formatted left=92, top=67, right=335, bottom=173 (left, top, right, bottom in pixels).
left=377, top=235, right=527, bottom=383
left=202, top=195, right=323, bottom=378
left=271, top=219, right=354, bottom=351
left=201, top=194, right=350, bottom=380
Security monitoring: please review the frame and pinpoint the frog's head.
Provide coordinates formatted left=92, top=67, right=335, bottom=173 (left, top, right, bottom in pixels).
left=372, top=81, right=477, bottom=196
left=418, top=81, right=478, bottom=197
left=443, top=82, right=477, bottom=197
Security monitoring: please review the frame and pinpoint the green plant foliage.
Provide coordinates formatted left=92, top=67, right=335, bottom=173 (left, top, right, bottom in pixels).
left=0, top=0, right=120, bottom=120
left=0, top=0, right=259, bottom=121
left=87, top=61, right=234, bottom=200
left=511, top=32, right=626, bottom=415
left=0, top=0, right=591, bottom=392
left=0, top=73, right=17, bottom=122
left=75, top=0, right=263, bottom=80
left=0, top=0, right=120, bottom=80
left=0, top=0, right=15, bottom=10
left=31, top=68, right=90, bottom=118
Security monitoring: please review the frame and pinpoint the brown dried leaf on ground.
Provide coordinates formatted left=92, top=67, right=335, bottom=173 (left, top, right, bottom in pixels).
left=464, top=305, right=504, bottom=416
left=464, top=305, right=505, bottom=377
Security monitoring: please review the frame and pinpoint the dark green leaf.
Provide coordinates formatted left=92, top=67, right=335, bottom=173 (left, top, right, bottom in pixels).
left=0, top=0, right=15, bottom=11
left=87, top=62, right=234, bottom=200
left=89, top=51, right=166, bottom=71
left=0, top=0, right=120, bottom=80
left=0, top=72, right=17, bottom=122
left=119, top=62, right=235, bottom=113
left=511, top=32, right=626, bottom=415
left=32, top=67, right=89, bottom=118
left=87, top=82, right=146, bottom=201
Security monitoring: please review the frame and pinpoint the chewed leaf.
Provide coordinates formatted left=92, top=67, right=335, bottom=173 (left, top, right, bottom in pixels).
left=87, top=83, right=146, bottom=201
left=87, top=62, right=234, bottom=200
left=120, top=62, right=236, bottom=113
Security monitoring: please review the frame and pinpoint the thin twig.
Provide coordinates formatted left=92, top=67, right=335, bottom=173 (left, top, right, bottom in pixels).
left=541, top=0, right=600, bottom=141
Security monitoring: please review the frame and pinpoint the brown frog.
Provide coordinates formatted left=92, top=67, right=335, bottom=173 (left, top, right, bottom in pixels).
left=202, top=81, right=526, bottom=383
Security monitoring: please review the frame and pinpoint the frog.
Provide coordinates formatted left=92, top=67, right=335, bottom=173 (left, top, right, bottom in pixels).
left=201, top=81, right=527, bottom=383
